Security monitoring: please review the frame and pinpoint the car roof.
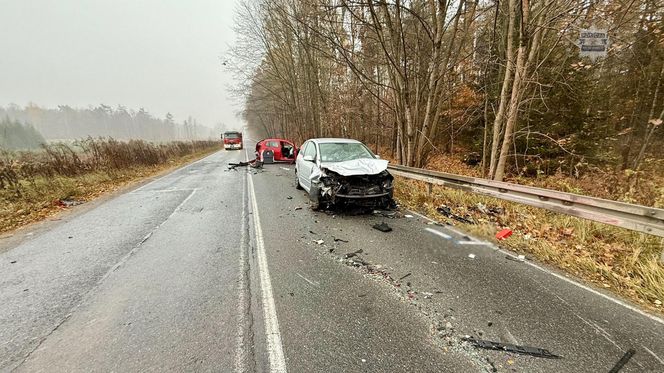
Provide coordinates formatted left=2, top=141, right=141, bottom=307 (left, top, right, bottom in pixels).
left=307, top=138, right=362, bottom=144
left=260, top=138, right=293, bottom=143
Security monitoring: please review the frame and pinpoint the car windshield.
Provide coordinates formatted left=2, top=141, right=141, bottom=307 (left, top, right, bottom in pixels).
left=318, top=143, right=374, bottom=162
left=225, top=132, right=241, bottom=139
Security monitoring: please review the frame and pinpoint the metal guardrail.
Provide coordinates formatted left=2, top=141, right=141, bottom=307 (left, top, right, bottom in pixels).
left=388, top=164, right=664, bottom=238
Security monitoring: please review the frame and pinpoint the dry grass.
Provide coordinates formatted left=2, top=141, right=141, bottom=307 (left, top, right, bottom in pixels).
left=0, top=139, right=219, bottom=234
left=394, top=177, right=664, bottom=314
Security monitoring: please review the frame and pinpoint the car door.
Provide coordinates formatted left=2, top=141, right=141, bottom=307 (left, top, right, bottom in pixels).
left=297, top=141, right=317, bottom=191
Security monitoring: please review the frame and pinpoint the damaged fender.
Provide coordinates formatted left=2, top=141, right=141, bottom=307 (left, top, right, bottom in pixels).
left=308, top=160, right=394, bottom=208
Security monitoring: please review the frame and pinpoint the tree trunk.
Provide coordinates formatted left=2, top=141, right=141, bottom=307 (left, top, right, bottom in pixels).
left=489, top=0, right=517, bottom=178
left=494, top=0, right=530, bottom=182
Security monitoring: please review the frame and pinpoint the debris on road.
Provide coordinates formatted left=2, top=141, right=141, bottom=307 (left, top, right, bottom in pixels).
left=313, top=239, right=324, bottom=245
left=10, top=260, right=17, bottom=264
left=294, top=206, right=302, bottom=211
left=373, top=210, right=398, bottom=218
left=468, top=254, right=476, bottom=259
left=333, top=237, right=349, bottom=243
left=280, top=167, right=291, bottom=171
left=348, top=256, right=369, bottom=267
left=343, top=249, right=363, bottom=259
left=404, top=214, right=414, bottom=218
left=608, top=349, right=636, bottom=373
left=287, top=196, right=293, bottom=200
left=422, top=292, right=433, bottom=299
left=462, top=337, right=562, bottom=359
left=496, top=228, right=513, bottom=240
left=398, top=272, right=412, bottom=281
left=505, top=254, right=526, bottom=262
left=372, top=222, right=392, bottom=232
left=228, top=159, right=263, bottom=170
left=436, top=205, right=474, bottom=224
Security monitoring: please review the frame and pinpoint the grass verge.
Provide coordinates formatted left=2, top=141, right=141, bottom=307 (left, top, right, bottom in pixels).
left=394, top=177, right=664, bottom=315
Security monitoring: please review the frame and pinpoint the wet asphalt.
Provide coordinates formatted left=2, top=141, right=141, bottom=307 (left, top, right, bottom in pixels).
left=0, top=146, right=663, bottom=372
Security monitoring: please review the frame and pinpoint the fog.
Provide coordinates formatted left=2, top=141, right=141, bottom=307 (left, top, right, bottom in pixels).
left=0, top=0, right=240, bottom=140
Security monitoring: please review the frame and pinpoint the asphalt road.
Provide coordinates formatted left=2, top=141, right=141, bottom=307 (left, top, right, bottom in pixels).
left=1, top=145, right=663, bottom=372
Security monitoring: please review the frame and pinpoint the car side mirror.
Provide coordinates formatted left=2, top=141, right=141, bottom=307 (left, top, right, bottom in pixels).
left=303, top=155, right=315, bottom=162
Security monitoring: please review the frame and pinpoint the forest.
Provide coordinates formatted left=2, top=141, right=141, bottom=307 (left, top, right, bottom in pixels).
left=0, top=118, right=45, bottom=150
left=0, top=104, right=214, bottom=149
left=231, top=0, right=664, bottom=182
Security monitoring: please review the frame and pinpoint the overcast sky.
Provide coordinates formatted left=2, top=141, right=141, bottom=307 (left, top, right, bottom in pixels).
left=0, top=0, right=240, bottom=129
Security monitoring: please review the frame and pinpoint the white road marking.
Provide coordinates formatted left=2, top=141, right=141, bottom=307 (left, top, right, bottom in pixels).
left=132, top=151, right=221, bottom=192
left=456, top=241, right=492, bottom=246
left=643, top=345, right=664, bottom=366
left=106, top=188, right=196, bottom=277
left=446, top=226, right=478, bottom=240
left=503, top=329, right=519, bottom=345
left=131, top=188, right=196, bottom=194
left=176, top=188, right=197, bottom=209
left=425, top=228, right=452, bottom=240
left=407, top=208, right=664, bottom=325
left=248, top=173, right=288, bottom=373
left=575, top=315, right=623, bottom=351
left=296, top=273, right=319, bottom=287
left=504, top=247, right=664, bottom=325
left=21, top=186, right=200, bottom=366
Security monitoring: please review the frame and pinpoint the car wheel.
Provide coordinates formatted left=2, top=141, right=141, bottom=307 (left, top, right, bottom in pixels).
left=295, top=169, right=303, bottom=190
left=308, top=183, right=321, bottom=210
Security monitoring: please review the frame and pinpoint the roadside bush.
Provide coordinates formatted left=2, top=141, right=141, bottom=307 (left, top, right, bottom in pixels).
left=0, top=138, right=219, bottom=190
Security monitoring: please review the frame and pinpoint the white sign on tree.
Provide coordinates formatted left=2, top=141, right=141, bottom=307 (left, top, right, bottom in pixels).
left=579, top=28, right=609, bottom=61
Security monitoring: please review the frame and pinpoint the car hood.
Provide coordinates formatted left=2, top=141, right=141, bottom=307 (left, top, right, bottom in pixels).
left=320, top=158, right=389, bottom=176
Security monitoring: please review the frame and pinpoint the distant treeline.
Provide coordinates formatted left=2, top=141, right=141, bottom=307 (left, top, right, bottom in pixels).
left=0, top=118, right=45, bottom=150
left=0, top=104, right=215, bottom=143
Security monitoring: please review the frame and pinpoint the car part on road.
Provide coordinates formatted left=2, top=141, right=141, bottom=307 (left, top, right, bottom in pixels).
left=373, top=210, right=398, bottom=218
left=608, top=349, right=636, bottom=373
left=228, top=159, right=263, bottom=170
left=372, top=222, right=392, bottom=232
left=462, top=337, right=562, bottom=359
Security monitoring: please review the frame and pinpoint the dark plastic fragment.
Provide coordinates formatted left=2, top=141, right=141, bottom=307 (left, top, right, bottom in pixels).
left=463, top=337, right=562, bottom=359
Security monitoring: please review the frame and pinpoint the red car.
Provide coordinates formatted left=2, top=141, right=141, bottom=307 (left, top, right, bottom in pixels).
left=255, top=138, right=298, bottom=163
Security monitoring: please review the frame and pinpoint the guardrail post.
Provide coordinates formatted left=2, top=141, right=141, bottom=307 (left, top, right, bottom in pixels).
left=428, top=183, right=433, bottom=195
